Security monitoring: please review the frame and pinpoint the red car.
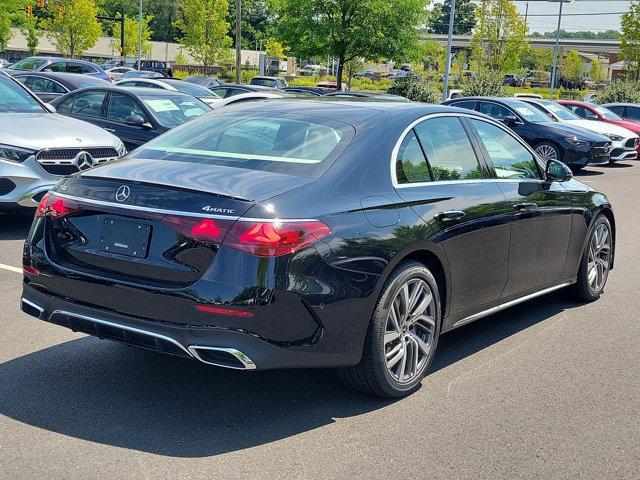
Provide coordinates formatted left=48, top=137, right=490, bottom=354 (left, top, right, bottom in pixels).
left=558, top=100, right=640, bottom=155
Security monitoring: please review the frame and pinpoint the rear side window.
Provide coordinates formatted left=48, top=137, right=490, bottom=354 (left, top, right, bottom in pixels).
left=129, top=113, right=355, bottom=177
left=627, top=106, right=640, bottom=119
left=479, top=102, right=514, bottom=121
left=56, top=93, right=76, bottom=113
left=450, top=100, right=476, bottom=110
left=414, top=117, right=483, bottom=181
left=45, top=62, right=66, bottom=73
left=395, top=131, right=430, bottom=184
left=71, top=90, right=106, bottom=117
left=606, top=105, right=624, bottom=116
left=568, top=105, right=597, bottom=119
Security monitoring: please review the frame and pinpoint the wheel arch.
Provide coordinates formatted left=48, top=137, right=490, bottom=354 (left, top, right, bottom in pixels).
left=597, top=206, right=616, bottom=269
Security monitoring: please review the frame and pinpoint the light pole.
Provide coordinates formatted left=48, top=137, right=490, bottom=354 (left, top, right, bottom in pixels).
left=235, top=0, right=242, bottom=83
left=549, top=0, right=574, bottom=98
left=137, top=0, right=143, bottom=69
left=442, top=0, right=457, bottom=102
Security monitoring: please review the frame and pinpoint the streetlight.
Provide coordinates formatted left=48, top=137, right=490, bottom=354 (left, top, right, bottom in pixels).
left=442, top=0, right=457, bottom=102
left=549, top=0, right=574, bottom=97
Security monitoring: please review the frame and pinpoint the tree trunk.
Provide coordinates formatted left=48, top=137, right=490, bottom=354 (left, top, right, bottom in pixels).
left=336, top=52, right=345, bottom=90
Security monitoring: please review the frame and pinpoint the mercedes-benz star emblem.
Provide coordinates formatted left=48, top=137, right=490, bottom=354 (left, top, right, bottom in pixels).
left=115, top=185, right=131, bottom=202
left=74, top=151, right=95, bottom=171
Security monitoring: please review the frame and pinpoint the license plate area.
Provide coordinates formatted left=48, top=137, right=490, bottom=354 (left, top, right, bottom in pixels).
left=100, top=217, right=151, bottom=258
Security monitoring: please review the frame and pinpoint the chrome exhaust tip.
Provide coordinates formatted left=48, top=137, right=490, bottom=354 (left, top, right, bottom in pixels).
left=21, top=298, right=44, bottom=319
left=188, top=346, right=256, bottom=370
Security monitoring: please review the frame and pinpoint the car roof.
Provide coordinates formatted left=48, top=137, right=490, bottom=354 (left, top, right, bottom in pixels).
left=63, top=85, right=196, bottom=97
left=12, top=71, right=106, bottom=87
left=601, top=102, right=637, bottom=107
left=252, top=76, right=280, bottom=80
left=217, top=99, right=485, bottom=127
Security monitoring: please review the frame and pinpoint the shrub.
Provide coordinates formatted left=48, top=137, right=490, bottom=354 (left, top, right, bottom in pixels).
left=462, top=72, right=506, bottom=97
left=387, top=74, right=440, bottom=103
left=596, top=81, right=640, bottom=104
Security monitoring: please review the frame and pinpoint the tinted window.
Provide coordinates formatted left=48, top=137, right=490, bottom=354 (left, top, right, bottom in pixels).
left=627, top=107, right=640, bottom=120
left=20, top=76, right=66, bottom=94
left=568, top=105, right=598, bottom=119
left=66, top=63, right=84, bottom=74
left=10, top=57, right=48, bottom=71
left=0, top=75, right=45, bottom=113
left=450, top=100, right=476, bottom=110
left=107, top=92, right=147, bottom=122
left=250, top=78, right=276, bottom=87
left=139, top=94, right=208, bottom=127
left=164, top=80, right=220, bottom=98
left=56, top=93, right=76, bottom=113
left=470, top=119, right=539, bottom=180
left=71, top=90, right=106, bottom=117
left=479, top=102, right=515, bottom=120
left=395, top=130, right=430, bottom=184
left=606, top=105, right=625, bottom=116
left=414, top=117, right=483, bottom=181
left=211, top=87, right=232, bottom=98
left=592, top=105, right=622, bottom=121
left=129, top=113, right=354, bottom=177
left=45, top=62, right=66, bottom=73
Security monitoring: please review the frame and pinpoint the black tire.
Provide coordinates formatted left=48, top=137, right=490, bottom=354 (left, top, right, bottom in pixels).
left=534, top=141, right=563, bottom=164
left=337, top=261, right=441, bottom=398
left=571, top=214, right=613, bottom=302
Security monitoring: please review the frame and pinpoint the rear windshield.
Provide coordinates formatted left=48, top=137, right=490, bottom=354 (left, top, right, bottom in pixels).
left=129, top=112, right=355, bottom=177
left=140, top=94, right=209, bottom=127
left=164, top=80, right=220, bottom=99
left=250, top=78, right=276, bottom=87
left=592, top=104, right=622, bottom=121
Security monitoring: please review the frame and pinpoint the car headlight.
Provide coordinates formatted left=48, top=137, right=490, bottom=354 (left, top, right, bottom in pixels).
left=0, top=144, right=36, bottom=163
left=565, top=136, right=591, bottom=148
left=604, top=134, right=623, bottom=142
left=115, top=139, right=127, bottom=157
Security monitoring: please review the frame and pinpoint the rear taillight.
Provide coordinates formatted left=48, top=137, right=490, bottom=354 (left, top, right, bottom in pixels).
left=223, top=220, right=331, bottom=257
left=161, top=215, right=331, bottom=257
left=35, top=193, right=79, bottom=218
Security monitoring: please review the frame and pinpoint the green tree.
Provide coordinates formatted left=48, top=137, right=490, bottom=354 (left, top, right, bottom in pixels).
left=115, top=15, right=153, bottom=57
left=270, top=0, right=429, bottom=89
left=597, top=81, right=640, bottom=104
left=228, top=0, right=271, bottom=49
left=0, top=0, right=31, bottom=52
left=621, top=0, right=640, bottom=80
left=559, top=50, right=583, bottom=85
left=174, top=0, right=232, bottom=72
left=428, top=0, right=475, bottom=35
left=471, top=0, right=527, bottom=73
left=265, top=38, right=285, bottom=58
left=590, top=58, right=605, bottom=83
left=19, top=13, right=39, bottom=55
left=42, top=0, right=102, bottom=58
left=462, top=71, right=506, bottom=96
left=387, top=74, right=439, bottom=103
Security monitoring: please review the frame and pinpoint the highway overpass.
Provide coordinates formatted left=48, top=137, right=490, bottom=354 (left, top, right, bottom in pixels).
left=429, top=34, right=621, bottom=54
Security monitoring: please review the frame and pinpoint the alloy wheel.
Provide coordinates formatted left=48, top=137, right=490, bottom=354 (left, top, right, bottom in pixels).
left=535, top=144, right=559, bottom=162
left=384, top=278, right=436, bottom=384
left=587, top=223, right=611, bottom=293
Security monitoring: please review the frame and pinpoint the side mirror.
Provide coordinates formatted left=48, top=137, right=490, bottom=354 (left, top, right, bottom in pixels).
left=125, top=114, right=152, bottom=129
left=44, top=103, right=56, bottom=113
left=546, top=159, right=573, bottom=182
left=501, top=115, right=521, bottom=127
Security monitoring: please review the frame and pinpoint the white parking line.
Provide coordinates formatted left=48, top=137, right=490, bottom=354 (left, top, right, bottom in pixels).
left=0, top=262, right=21, bottom=274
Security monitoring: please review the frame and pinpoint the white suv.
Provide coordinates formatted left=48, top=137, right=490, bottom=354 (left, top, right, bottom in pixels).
left=0, top=72, right=125, bottom=211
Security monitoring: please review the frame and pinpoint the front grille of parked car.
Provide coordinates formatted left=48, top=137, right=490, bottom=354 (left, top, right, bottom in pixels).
left=0, top=178, right=16, bottom=196
left=625, top=138, right=639, bottom=149
left=593, top=141, right=611, bottom=154
left=37, top=147, right=120, bottom=176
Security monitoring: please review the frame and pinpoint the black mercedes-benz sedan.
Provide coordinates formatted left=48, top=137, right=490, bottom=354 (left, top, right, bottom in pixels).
left=21, top=101, right=615, bottom=398
left=443, top=97, right=612, bottom=170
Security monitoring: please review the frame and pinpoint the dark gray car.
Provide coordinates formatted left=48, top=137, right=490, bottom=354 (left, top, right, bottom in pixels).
left=6, top=56, right=110, bottom=81
left=12, top=72, right=107, bottom=102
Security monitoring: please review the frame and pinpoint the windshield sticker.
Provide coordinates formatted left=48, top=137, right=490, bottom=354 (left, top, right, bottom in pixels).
left=144, top=99, right=181, bottom=112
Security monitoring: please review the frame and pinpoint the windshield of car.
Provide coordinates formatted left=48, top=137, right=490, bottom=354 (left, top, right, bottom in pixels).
left=129, top=112, right=355, bottom=177
left=163, top=80, right=221, bottom=99
left=250, top=78, right=276, bottom=87
left=591, top=104, right=622, bottom=121
left=540, top=100, right=580, bottom=121
left=10, top=57, right=47, bottom=71
left=0, top=75, right=44, bottom=113
left=509, top=102, right=556, bottom=123
left=139, top=93, right=209, bottom=127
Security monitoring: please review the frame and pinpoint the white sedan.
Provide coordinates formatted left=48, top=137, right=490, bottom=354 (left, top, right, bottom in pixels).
left=115, top=77, right=222, bottom=107
left=521, top=98, right=638, bottom=162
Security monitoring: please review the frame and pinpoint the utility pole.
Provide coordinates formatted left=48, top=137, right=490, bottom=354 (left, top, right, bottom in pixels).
left=550, top=0, right=573, bottom=97
left=442, top=0, right=457, bottom=102
left=235, top=0, right=242, bottom=83
left=137, top=0, right=143, bottom=69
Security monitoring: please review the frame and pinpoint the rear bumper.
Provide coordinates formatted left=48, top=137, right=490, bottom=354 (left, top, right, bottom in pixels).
left=21, top=283, right=361, bottom=370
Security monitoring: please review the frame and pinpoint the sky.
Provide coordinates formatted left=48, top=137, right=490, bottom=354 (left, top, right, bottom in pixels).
left=433, top=1, right=631, bottom=33
left=514, top=0, right=629, bottom=33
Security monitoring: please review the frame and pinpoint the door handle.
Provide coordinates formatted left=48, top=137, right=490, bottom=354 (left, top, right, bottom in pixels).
left=103, top=128, right=116, bottom=133
left=435, top=210, right=466, bottom=221
left=513, top=202, right=538, bottom=211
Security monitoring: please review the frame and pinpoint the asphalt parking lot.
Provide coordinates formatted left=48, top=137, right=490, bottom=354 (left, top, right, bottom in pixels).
left=0, top=163, right=639, bottom=480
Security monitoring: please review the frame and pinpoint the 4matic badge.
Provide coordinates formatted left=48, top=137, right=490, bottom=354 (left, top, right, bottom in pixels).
left=202, top=206, right=236, bottom=214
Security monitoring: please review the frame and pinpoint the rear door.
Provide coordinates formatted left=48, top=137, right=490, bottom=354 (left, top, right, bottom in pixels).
left=103, top=91, right=158, bottom=150
left=394, top=115, right=512, bottom=318
left=467, top=117, right=573, bottom=296
left=65, top=89, right=108, bottom=127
